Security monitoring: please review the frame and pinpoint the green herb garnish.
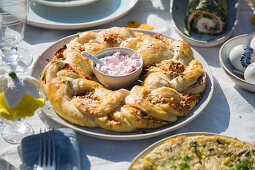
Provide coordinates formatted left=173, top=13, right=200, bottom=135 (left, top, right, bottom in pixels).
left=84, top=89, right=94, bottom=95
left=178, top=162, right=190, bottom=170
left=227, top=162, right=233, bottom=167
left=236, top=160, right=252, bottom=170
left=179, top=72, right=184, bottom=78
left=160, top=158, right=176, bottom=166
left=8, top=71, right=17, bottom=79
left=183, top=155, right=190, bottom=161
left=193, top=141, right=197, bottom=147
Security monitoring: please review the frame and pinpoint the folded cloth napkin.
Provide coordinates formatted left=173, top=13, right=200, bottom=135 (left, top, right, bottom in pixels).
left=21, top=128, right=81, bottom=170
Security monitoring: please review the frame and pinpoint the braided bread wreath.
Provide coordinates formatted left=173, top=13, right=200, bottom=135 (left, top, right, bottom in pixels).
left=40, top=27, right=206, bottom=132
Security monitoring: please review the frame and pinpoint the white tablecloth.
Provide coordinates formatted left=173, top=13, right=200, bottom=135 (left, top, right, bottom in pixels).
left=0, top=0, right=255, bottom=169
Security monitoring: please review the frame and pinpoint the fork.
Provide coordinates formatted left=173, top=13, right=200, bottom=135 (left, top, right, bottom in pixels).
left=36, top=129, right=56, bottom=170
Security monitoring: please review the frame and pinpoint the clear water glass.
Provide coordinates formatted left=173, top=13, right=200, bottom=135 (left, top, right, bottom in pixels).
left=0, top=0, right=33, bottom=72
left=0, top=0, right=34, bottom=144
left=0, top=116, right=34, bottom=144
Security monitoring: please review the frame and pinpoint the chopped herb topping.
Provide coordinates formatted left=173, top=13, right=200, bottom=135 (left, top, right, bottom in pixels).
left=236, top=160, right=252, bottom=170
left=193, top=141, right=197, bottom=147
left=8, top=71, right=17, bottom=79
left=216, top=139, right=226, bottom=145
left=178, top=162, right=189, bottom=170
left=160, top=158, right=176, bottom=166
left=179, top=72, right=184, bottom=78
left=183, top=155, right=190, bottom=161
left=84, top=89, right=94, bottom=95
left=177, top=156, right=182, bottom=159
left=227, top=162, right=233, bottom=167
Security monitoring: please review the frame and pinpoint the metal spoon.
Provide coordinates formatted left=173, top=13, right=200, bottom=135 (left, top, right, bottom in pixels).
left=81, top=51, right=105, bottom=66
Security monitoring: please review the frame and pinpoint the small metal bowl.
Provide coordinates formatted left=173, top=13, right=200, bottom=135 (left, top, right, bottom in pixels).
left=219, top=33, right=255, bottom=92
left=92, top=47, right=143, bottom=90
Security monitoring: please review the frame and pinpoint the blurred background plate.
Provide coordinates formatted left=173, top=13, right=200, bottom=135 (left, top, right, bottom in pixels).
left=28, top=0, right=138, bottom=30
left=33, top=0, right=97, bottom=7
left=31, top=29, right=214, bottom=140
left=170, top=0, right=239, bottom=47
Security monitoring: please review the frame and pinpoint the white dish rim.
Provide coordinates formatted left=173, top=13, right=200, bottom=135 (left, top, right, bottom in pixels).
left=219, top=33, right=255, bottom=87
left=27, top=0, right=138, bottom=30
left=33, top=0, right=97, bottom=7
left=31, top=28, right=214, bottom=140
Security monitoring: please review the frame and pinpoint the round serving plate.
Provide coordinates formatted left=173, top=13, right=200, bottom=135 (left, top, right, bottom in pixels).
left=31, top=29, right=214, bottom=140
left=128, top=132, right=231, bottom=169
left=28, top=0, right=138, bottom=30
left=129, top=132, right=217, bottom=169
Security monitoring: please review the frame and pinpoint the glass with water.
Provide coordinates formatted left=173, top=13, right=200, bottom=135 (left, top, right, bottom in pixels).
left=0, top=0, right=32, bottom=72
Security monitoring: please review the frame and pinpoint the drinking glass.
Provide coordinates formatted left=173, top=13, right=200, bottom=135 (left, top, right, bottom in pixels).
left=0, top=0, right=32, bottom=72
left=0, top=117, right=34, bottom=144
left=0, top=0, right=35, bottom=144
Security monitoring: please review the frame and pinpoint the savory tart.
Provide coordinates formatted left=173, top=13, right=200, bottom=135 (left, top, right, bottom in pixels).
left=130, top=134, right=255, bottom=170
left=40, top=27, right=206, bottom=132
left=185, top=0, right=227, bottom=35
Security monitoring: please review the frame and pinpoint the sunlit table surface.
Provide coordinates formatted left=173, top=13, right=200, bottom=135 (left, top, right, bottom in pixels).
left=0, top=0, right=255, bottom=169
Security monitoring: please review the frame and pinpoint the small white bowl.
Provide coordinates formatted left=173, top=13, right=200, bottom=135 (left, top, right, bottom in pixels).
left=219, top=33, right=255, bottom=92
left=92, top=47, right=143, bottom=90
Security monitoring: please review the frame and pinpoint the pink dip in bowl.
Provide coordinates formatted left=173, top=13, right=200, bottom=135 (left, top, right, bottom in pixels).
left=95, top=52, right=142, bottom=76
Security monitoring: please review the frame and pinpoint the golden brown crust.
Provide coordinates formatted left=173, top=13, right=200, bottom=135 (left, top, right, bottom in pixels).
left=131, top=135, right=255, bottom=170
left=41, top=27, right=206, bottom=132
left=47, top=77, right=98, bottom=127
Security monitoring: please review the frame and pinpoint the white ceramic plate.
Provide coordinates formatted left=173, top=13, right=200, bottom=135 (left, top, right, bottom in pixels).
left=28, top=0, right=138, bottom=30
left=31, top=29, right=214, bottom=140
left=33, top=0, right=97, bottom=7
left=170, top=0, right=239, bottom=47
left=129, top=132, right=229, bottom=169
left=219, top=33, right=255, bottom=92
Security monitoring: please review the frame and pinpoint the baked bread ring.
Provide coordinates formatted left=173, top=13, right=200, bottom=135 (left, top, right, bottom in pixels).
left=41, top=27, right=206, bottom=132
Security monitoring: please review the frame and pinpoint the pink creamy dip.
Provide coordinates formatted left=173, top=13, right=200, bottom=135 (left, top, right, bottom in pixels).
left=96, top=52, right=142, bottom=76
